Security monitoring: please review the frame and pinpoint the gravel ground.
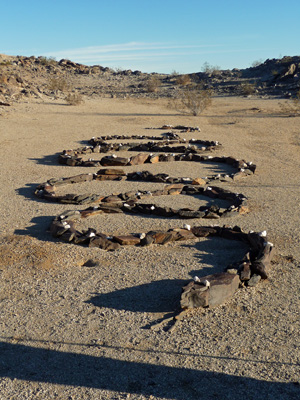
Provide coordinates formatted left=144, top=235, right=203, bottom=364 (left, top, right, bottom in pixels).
left=0, top=96, right=299, bottom=400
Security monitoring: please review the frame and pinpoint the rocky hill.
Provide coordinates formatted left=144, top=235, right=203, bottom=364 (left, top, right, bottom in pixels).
left=0, top=53, right=299, bottom=105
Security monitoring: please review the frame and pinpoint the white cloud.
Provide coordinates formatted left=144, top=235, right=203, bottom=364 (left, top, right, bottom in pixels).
left=43, top=41, right=220, bottom=62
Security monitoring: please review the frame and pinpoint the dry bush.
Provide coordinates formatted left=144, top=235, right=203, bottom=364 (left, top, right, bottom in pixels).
left=38, top=56, right=57, bottom=66
left=202, top=62, right=221, bottom=74
left=240, top=82, right=257, bottom=95
left=175, top=74, right=191, bottom=86
left=65, top=92, right=84, bottom=105
left=145, top=76, right=161, bottom=92
left=47, top=76, right=70, bottom=94
left=169, top=84, right=213, bottom=116
left=279, top=89, right=300, bottom=116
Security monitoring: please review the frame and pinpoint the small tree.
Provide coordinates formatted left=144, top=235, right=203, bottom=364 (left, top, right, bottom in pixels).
left=169, top=84, right=213, bottom=116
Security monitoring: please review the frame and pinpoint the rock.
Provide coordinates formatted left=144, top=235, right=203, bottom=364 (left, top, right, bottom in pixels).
left=168, top=228, right=196, bottom=241
left=191, top=226, right=219, bottom=237
left=191, top=178, right=206, bottom=185
left=226, top=268, right=238, bottom=275
left=129, top=153, right=149, bottom=165
left=100, top=156, right=129, bottom=166
left=82, top=259, right=100, bottom=267
left=240, top=262, right=251, bottom=281
left=94, top=174, right=124, bottom=181
left=247, top=274, right=261, bottom=287
left=97, top=168, right=126, bottom=175
left=149, top=154, right=160, bottom=163
left=181, top=272, right=240, bottom=309
left=89, top=236, right=120, bottom=251
left=140, top=234, right=155, bottom=246
left=164, top=183, right=184, bottom=195
left=204, top=212, right=220, bottom=219
left=181, top=281, right=209, bottom=308
left=80, top=208, right=104, bottom=218
left=113, top=235, right=141, bottom=245
left=177, top=210, right=206, bottom=219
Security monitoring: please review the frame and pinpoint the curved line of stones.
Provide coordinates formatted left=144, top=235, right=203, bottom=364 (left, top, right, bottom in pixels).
left=59, top=134, right=221, bottom=167
left=36, top=152, right=255, bottom=218
left=50, top=210, right=273, bottom=285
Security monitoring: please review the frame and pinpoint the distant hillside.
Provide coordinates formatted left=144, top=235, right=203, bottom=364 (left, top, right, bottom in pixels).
left=0, top=54, right=299, bottom=104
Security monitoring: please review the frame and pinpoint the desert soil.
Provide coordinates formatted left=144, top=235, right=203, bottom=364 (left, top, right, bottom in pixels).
left=0, top=96, right=299, bottom=400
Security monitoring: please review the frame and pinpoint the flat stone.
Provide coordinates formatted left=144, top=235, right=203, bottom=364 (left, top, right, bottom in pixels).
left=97, top=168, right=126, bottom=175
left=129, top=153, right=149, bottom=165
left=95, top=174, right=124, bottom=181
left=113, top=235, right=141, bottom=245
left=102, top=195, right=123, bottom=203
left=80, top=208, right=104, bottom=218
left=192, top=178, right=206, bottom=186
left=89, top=236, right=120, bottom=251
left=178, top=210, right=206, bottom=219
left=191, top=226, right=219, bottom=237
left=164, top=184, right=184, bottom=195
left=168, top=228, right=196, bottom=241
left=100, top=156, right=129, bottom=166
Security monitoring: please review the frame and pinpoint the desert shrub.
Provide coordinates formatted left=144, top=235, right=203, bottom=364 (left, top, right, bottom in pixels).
left=170, top=70, right=179, bottom=77
left=202, top=62, right=220, bottom=74
left=279, top=89, right=300, bottom=116
left=47, top=76, right=70, bottom=94
left=0, top=60, right=12, bottom=66
left=240, top=82, right=257, bottom=95
left=169, top=84, right=213, bottom=116
left=175, top=74, right=191, bottom=86
left=65, top=92, right=84, bottom=105
left=38, top=56, right=57, bottom=66
left=145, top=76, right=161, bottom=92
left=251, top=59, right=264, bottom=68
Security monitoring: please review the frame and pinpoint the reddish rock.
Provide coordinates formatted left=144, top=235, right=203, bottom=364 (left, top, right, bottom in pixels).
left=129, top=153, right=149, bottom=165
left=192, top=178, right=206, bottom=186
left=149, top=155, right=160, bottom=163
left=164, top=184, right=184, bottom=195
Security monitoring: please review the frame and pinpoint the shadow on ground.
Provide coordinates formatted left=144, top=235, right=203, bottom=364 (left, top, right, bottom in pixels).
left=87, top=279, right=185, bottom=313
left=0, top=341, right=298, bottom=399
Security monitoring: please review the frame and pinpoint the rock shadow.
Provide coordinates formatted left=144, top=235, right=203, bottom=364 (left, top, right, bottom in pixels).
left=87, top=279, right=185, bottom=313
left=14, top=215, right=57, bottom=243
left=29, top=152, right=61, bottom=166
left=181, top=236, right=249, bottom=278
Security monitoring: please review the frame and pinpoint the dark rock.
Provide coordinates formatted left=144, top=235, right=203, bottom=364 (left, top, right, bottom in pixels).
left=181, top=273, right=240, bottom=309
left=178, top=210, right=206, bottom=219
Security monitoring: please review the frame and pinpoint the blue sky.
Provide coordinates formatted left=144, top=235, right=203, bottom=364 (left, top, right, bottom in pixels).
left=1, top=0, right=300, bottom=73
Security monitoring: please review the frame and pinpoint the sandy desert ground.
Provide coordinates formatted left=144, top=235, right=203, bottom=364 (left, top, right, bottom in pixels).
left=0, top=96, right=299, bottom=399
